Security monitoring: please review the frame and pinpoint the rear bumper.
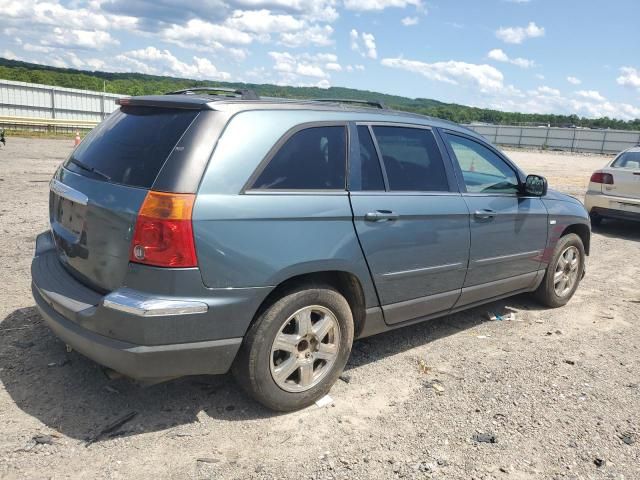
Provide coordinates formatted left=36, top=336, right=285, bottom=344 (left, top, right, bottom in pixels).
left=33, top=284, right=241, bottom=379
left=30, top=231, right=251, bottom=380
left=585, top=191, right=640, bottom=222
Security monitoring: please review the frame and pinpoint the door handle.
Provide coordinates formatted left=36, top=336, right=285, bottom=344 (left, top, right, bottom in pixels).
left=364, top=210, right=399, bottom=222
left=474, top=209, right=496, bottom=221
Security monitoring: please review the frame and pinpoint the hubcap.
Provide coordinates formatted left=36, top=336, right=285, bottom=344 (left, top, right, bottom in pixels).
left=553, top=246, right=580, bottom=297
left=269, top=305, right=341, bottom=393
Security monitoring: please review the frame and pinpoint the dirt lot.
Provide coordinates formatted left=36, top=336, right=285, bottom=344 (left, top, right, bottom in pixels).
left=0, top=138, right=638, bottom=480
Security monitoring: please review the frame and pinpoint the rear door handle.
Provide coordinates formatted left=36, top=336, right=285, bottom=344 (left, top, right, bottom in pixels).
left=474, top=209, right=496, bottom=221
left=364, top=210, right=399, bottom=222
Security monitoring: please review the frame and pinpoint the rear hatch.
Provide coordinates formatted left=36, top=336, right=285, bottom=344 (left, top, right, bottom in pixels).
left=604, top=150, right=640, bottom=200
left=50, top=105, right=200, bottom=292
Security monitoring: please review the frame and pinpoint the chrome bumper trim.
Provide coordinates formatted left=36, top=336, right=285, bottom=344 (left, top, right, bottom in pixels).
left=102, top=288, right=208, bottom=317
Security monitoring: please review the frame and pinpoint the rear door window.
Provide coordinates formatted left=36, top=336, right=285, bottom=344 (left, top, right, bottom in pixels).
left=252, top=126, right=346, bottom=190
left=65, top=106, right=198, bottom=189
left=371, top=126, right=450, bottom=192
left=357, top=126, right=385, bottom=191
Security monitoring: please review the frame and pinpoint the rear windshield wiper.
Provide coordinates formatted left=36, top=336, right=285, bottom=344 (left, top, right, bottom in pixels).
left=67, top=157, right=112, bottom=181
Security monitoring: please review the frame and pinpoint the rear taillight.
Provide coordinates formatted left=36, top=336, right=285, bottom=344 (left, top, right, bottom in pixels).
left=130, top=191, right=198, bottom=268
left=590, top=172, right=614, bottom=184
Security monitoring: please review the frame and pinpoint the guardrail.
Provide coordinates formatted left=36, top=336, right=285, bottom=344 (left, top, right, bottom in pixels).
left=0, top=115, right=98, bottom=134
left=467, top=124, right=640, bottom=154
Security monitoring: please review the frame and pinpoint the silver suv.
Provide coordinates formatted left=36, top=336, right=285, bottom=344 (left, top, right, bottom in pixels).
left=32, top=89, right=591, bottom=411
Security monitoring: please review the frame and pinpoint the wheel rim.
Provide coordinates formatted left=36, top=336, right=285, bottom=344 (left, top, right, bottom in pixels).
left=269, top=305, right=341, bottom=393
left=553, top=246, right=580, bottom=297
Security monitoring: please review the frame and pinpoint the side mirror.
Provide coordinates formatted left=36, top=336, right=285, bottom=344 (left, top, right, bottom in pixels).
left=524, top=174, right=548, bottom=196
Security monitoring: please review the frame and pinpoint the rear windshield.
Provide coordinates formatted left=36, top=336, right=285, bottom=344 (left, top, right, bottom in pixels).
left=612, top=151, right=640, bottom=169
left=65, top=106, right=198, bottom=188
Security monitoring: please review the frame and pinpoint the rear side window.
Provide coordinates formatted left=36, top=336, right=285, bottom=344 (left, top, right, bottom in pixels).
left=252, top=126, right=346, bottom=190
left=612, top=151, right=640, bottom=169
left=357, top=126, right=385, bottom=191
left=65, top=106, right=198, bottom=189
left=372, top=126, right=449, bottom=192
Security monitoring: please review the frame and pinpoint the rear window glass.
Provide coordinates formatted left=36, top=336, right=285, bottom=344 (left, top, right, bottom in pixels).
left=252, top=126, right=346, bottom=190
left=65, top=106, right=198, bottom=188
left=612, top=151, right=640, bottom=169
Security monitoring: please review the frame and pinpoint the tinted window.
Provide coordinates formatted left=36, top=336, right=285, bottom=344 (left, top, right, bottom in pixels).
left=612, top=151, right=640, bottom=169
left=252, top=126, right=346, bottom=190
left=444, top=133, right=519, bottom=194
left=65, top=106, right=198, bottom=189
left=372, top=126, right=449, bottom=192
left=357, top=126, right=385, bottom=190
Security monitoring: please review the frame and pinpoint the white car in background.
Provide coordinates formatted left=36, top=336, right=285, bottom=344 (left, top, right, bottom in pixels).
left=585, top=146, right=640, bottom=225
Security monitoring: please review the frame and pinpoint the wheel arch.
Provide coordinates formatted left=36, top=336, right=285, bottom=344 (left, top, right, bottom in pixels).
left=561, top=223, right=591, bottom=255
left=249, top=270, right=368, bottom=339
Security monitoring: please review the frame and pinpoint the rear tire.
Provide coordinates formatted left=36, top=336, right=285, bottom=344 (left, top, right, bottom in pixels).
left=232, top=285, right=354, bottom=412
left=534, top=233, right=585, bottom=308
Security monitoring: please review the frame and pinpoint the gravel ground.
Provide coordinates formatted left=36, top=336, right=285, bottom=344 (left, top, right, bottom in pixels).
left=0, top=138, right=639, bottom=480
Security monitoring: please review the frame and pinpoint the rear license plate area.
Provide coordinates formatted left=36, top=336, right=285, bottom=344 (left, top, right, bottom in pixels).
left=56, top=196, right=86, bottom=237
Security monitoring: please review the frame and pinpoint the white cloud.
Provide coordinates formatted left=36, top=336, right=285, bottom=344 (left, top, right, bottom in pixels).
left=350, top=29, right=377, bottom=59
left=488, top=48, right=536, bottom=68
left=617, top=66, right=640, bottom=90
left=268, top=50, right=340, bottom=85
left=225, top=9, right=304, bottom=34
left=2, top=49, right=16, bottom=60
left=496, top=21, right=544, bottom=44
left=43, top=28, right=119, bottom=50
left=535, top=85, right=560, bottom=96
left=487, top=48, right=509, bottom=62
left=115, top=46, right=230, bottom=80
left=566, top=76, right=582, bottom=85
left=381, top=57, right=505, bottom=92
left=162, top=19, right=253, bottom=47
left=279, top=24, right=334, bottom=47
left=343, top=0, right=422, bottom=11
left=535, top=73, right=545, bottom=80
left=401, top=16, right=419, bottom=26
left=575, top=90, right=606, bottom=102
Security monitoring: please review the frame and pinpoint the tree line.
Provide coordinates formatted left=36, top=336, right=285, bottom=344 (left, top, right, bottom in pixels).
left=1, top=57, right=639, bottom=130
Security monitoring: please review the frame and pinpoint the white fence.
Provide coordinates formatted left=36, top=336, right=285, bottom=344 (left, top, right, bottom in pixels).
left=468, top=124, right=640, bottom=154
left=0, top=79, right=123, bottom=123
left=1, top=78, right=639, bottom=152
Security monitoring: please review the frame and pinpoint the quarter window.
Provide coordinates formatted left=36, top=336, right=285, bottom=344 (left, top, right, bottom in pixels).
left=252, top=126, right=346, bottom=190
left=371, top=126, right=449, bottom=192
left=444, top=133, right=519, bottom=194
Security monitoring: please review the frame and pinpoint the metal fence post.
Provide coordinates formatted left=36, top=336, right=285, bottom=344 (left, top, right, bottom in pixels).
left=544, top=127, right=550, bottom=149
left=570, top=128, right=577, bottom=152
left=518, top=127, right=523, bottom=148
left=600, top=130, right=608, bottom=154
left=50, top=87, right=56, bottom=119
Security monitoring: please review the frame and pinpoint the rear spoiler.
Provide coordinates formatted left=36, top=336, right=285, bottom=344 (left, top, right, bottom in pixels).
left=116, top=95, right=215, bottom=110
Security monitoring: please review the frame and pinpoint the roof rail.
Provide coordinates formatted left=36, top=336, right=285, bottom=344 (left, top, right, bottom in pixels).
left=312, top=98, right=387, bottom=110
left=165, top=87, right=260, bottom=100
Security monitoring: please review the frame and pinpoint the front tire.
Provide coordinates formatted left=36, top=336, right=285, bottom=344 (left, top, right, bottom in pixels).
left=589, top=211, right=602, bottom=226
left=232, top=286, right=354, bottom=411
left=534, top=233, right=585, bottom=308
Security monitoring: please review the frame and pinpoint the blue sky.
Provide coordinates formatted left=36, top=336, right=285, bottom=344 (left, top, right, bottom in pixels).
left=2, top=0, right=640, bottom=119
